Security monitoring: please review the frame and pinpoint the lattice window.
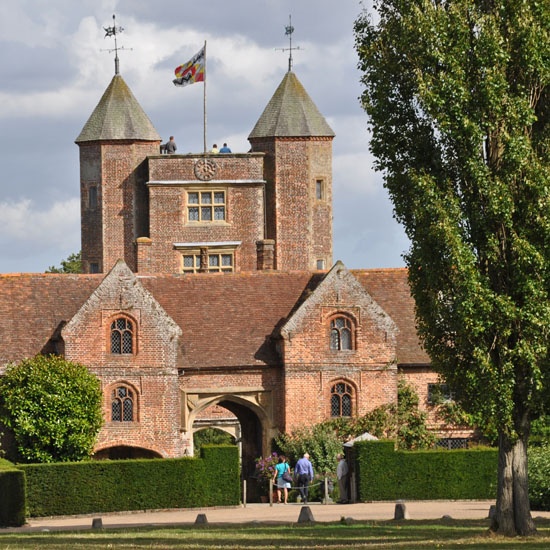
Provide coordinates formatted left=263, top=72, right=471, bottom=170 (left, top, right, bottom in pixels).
left=182, top=251, right=234, bottom=273
left=111, top=318, right=134, bottom=354
left=330, top=317, right=353, bottom=350
left=331, top=382, right=353, bottom=417
left=111, top=386, right=134, bottom=422
left=187, top=191, right=226, bottom=222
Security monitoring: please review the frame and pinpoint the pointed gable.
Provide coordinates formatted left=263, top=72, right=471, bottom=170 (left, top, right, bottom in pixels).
left=62, top=260, right=181, bottom=366
left=75, top=75, right=161, bottom=143
left=248, top=71, right=335, bottom=139
left=280, top=261, right=397, bottom=342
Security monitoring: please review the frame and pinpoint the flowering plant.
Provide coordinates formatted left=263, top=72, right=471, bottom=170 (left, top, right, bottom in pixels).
left=254, top=452, right=279, bottom=487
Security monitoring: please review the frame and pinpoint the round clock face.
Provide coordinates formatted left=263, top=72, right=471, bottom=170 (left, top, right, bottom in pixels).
left=194, top=158, right=218, bottom=181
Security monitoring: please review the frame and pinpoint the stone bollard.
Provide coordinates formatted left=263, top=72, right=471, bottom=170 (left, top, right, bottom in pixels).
left=91, top=517, right=103, bottom=529
left=195, top=513, right=208, bottom=524
left=394, top=501, right=410, bottom=520
left=298, top=506, right=315, bottom=523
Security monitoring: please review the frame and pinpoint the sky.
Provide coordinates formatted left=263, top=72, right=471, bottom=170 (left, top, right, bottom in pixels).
left=0, top=0, right=409, bottom=274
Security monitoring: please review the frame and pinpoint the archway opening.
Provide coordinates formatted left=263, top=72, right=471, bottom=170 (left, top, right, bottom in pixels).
left=192, top=399, right=264, bottom=502
left=193, top=427, right=236, bottom=457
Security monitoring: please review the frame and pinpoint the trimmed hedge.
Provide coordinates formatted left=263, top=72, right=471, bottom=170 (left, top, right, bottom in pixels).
left=20, top=445, right=239, bottom=517
left=356, top=440, right=497, bottom=501
left=0, top=460, right=26, bottom=527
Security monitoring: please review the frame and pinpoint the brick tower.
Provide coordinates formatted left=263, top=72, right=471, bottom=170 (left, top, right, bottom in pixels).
left=75, top=74, right=161, bottom=273
left=248, top=70, right=335, bottom=271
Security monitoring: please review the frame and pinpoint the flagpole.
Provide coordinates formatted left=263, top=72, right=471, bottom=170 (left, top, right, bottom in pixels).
left=203, top=40, right=207, bottom=154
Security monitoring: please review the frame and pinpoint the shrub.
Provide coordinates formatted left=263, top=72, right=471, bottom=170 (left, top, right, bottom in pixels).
left=529, top=444, right=550, bottom=511
left=0, top=355, right=103, bottom=463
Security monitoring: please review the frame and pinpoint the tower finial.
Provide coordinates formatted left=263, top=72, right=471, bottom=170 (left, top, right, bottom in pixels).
left=102, top=14, right=131, bottom=75
left=276, top=15, right=301, bottom=72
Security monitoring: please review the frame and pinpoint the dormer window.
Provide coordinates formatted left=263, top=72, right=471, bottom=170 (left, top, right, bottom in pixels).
left=330, top=316, right=354, bottom=350
left=111, top=318, right=134, bottom=354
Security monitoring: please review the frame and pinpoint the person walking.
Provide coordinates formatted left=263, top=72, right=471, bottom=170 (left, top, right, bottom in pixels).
left=336, top=453, right=349, bottom=503
left=272, top=455, right=291, bottom=504
left=294, top=452, right=314, bottom=504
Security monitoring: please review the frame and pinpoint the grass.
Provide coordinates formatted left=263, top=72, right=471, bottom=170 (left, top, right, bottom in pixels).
left=0, top=519, right=550, bottom=549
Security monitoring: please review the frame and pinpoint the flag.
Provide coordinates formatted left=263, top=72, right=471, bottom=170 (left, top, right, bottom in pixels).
left=173, top=46, right=205, bottom=87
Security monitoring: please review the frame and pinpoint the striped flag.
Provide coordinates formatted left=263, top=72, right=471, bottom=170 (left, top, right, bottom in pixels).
left=173, top=46, right=205, bottom=87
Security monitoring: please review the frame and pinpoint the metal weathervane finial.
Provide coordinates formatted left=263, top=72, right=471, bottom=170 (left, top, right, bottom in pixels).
left=277, top=14, right=301, bottom=72
left=102, top=14, right=131, bottom=75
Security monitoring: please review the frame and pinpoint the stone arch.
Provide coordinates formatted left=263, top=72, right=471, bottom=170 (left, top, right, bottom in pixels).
left=183, top=390, right=276, bottom=501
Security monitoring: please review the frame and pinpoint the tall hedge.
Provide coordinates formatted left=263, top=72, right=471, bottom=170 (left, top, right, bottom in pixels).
left=0, top=460, right=25, bottom=527
left=356, top=440, right=497, bottom=501
left=21, top=445, right=239, bottom=517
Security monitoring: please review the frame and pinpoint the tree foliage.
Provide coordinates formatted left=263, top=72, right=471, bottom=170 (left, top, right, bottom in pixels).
left=355, top=0, right=549, bottom=536
left=46, top=251, right=82, bottom=274
left=0, top=355, right=103, bottom=463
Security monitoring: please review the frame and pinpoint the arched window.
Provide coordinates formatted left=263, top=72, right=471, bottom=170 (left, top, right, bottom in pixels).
left=111, top=318, right=134, bottom=354
left=331, top=382, right=353, bottom=417
left=330, top=316, right=353, bottom=350
left=111, top=386, right=135, bottom=422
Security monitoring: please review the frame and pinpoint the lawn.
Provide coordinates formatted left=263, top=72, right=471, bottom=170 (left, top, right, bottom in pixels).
left=1, top=519, right=550, bottom=549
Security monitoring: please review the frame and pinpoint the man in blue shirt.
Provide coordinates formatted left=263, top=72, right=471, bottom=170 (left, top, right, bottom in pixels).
left=219, top=142, right=232, bottom=153
left=294, top=453, right=314, bottom=504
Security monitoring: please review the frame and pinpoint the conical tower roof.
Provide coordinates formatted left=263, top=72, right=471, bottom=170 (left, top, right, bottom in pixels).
left=75, top=75, right=161, bottom=143
left=248, top=71, right=335, bottom=139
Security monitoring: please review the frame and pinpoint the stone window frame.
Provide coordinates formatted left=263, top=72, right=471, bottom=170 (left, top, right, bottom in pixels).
left=175, top=242, right=240, bottom=274
left=328, top=313, right=356, bottom=351
left=315, top=178, right=325, bottom=201
left=88, top=185, right=98, bottom=210
left=329, top=380, right=355, bottom=418
left=185, top=189, right=227, bottom=224
left=108, top=382, right=140, bottom=423
left=108, top=314, right=137, bottom=355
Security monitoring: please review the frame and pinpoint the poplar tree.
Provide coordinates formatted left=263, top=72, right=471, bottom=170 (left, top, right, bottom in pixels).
left=355, top=0, right=549, bottom=536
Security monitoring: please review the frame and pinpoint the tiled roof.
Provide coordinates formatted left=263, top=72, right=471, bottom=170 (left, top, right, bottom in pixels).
left=75, top=75, right=161, bottom=143
left=0, top=269, right=427, bottom=369
left=352, top=268, right=429, bottom=365
left=0, top=273, right=102, bottom=366
left=248, top=71, right=335, bottom=139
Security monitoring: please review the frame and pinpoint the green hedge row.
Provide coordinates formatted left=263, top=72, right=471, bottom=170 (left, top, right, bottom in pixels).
left=20, top=445, right=239, bottom=517
left=355, top=440, right=497, bottom=501
left=0, top=460, right=25, bottom=527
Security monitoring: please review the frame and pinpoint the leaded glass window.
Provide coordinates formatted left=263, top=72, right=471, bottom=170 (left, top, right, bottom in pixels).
left=111, top=386, right=134, bottom=422
left=187, top=191, right=226, bottom=222
left=330, top=317, right=353, bottom=350
left=111, top=318, right=134, bottom=354
left=331, top=383, right=353, bottom=417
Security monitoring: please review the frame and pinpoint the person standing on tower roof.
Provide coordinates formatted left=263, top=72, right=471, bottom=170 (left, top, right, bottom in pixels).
left=219, top=143, right=232, bottom=153
left=165, top=136, right=177, bottom=154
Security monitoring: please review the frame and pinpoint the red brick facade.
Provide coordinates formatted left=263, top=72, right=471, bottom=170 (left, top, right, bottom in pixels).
left=0, top=71, right=468, bottom=478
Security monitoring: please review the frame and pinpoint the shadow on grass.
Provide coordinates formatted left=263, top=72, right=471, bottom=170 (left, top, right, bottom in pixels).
left=0, top=519, right=549, bottom=549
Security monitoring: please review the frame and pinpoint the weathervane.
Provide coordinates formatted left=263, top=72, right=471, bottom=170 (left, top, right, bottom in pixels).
left=277, top=15, right=301, bottom=72
left=102, top=14, right=131, bottom=75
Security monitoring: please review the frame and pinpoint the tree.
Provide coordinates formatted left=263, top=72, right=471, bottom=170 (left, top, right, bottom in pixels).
left=355, top=0, right=550, bottom=535
left=0, top=355, right=103, bottom=463
left=46, top=251, right=82, bottom=273
left=355, top=0, right=549, bottom=536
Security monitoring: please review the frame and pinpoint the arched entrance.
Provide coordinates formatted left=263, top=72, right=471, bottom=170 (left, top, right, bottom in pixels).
left=183, top=389, right=276, bottom=502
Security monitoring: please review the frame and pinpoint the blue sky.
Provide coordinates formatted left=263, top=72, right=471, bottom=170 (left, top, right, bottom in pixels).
left=0, top=0, right=408, bottom=273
